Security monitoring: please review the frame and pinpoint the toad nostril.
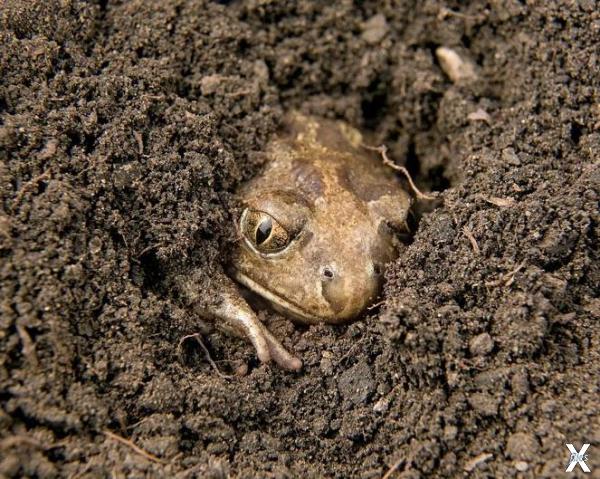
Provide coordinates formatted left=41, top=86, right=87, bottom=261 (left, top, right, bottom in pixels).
left=322, top=266, right=335, bottom=280
left=373, top=263, right=382, bottom=276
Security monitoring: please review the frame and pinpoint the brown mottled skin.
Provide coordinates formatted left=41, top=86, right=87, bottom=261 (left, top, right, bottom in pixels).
left=207, top=113, right=412, bottom=370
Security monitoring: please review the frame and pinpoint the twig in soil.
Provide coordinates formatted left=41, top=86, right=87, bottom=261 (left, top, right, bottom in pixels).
left=463, top=452, right=493, bottom=472
left=480, top=195, right=515, bottom=208
left=16, top=324, right=39, bottom=368
left=503, top=260, right=526, bottom=287
left=102, top=430, right=167, bottom=465
left=137, top=243, right=161, bottom=258
left=485, top=260, right=526, bottom=287
left=126, top=417, right=149, bottom=432
left=140, top=94, right=165, bottom=101
left=462, top=226, right=480, bottom=255
left=381, top=457, right=405, bottom=479
left=437, top=7, right=479, bottom=21
left=224, top=89, right=252, bottom=98
left=367, top=299, right=386, bottom=311
left=362, top=144, right=438, bottom=201
left=178, top=333, right=234, bottom=380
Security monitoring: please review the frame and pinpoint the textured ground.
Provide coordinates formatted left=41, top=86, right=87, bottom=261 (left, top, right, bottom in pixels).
left=1, top=1, right=598, bottom=478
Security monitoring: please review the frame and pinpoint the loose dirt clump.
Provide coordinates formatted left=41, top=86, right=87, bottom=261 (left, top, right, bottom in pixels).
left=1, top=1, right=598, bottom=478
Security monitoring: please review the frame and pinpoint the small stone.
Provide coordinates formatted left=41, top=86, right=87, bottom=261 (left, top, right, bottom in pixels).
left=502, top=147, right=521, bottom=166
left=467, top=108, right=491, bottom=123
left=361, top=14, right=388, bottom=44
left=436, top=46, right=477, bottom=83
left=515, top=461, right=529, bottom=472
left=469, top=333, right=494, bottom=356
left=373, top=396, right=390, bottom=413
left=337, top=361, right=375, bottom=406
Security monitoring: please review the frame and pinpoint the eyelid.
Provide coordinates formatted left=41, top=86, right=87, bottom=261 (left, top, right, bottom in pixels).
left=243, top=190, right=309, bottom=236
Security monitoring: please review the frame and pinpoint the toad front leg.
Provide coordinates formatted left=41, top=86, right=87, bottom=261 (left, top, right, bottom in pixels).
left=201, top=276, right=302, bottom=371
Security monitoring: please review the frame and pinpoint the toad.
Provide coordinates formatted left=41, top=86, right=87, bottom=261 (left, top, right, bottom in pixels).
left=201, top=112, right=413, bottom=371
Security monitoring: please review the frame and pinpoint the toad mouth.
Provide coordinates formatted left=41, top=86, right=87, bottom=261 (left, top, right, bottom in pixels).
left=233, top=271, right=322, bottom=323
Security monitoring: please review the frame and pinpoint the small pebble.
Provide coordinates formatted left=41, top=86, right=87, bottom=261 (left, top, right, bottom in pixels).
left=337, top=361, right=375, bottom=405
left=469, top=333, right=494, bottom=356
left=373, top=396, right=390, bottom=413
left=361, top=14, right=388, bottom=44
left=502, top=147, right=521, bottom=166
left=515, top=461, right=529, bottom=472
left=436, top=46, right=477, bottom=83
left=467, top=108, right=491, bottom=123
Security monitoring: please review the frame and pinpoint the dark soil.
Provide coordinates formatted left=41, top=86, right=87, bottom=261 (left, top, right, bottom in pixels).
left=1, top=1, right=598, bottom=478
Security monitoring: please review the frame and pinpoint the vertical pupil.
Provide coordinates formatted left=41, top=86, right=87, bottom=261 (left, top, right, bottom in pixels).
left=255, top=217, right=272, bottom=245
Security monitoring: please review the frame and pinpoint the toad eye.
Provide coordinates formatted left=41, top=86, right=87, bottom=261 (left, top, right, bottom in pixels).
left=240, top=209, right=291, bottom=254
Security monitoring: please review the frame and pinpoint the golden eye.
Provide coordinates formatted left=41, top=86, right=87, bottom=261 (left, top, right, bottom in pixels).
left=241, top=209, right=291, bottom=254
